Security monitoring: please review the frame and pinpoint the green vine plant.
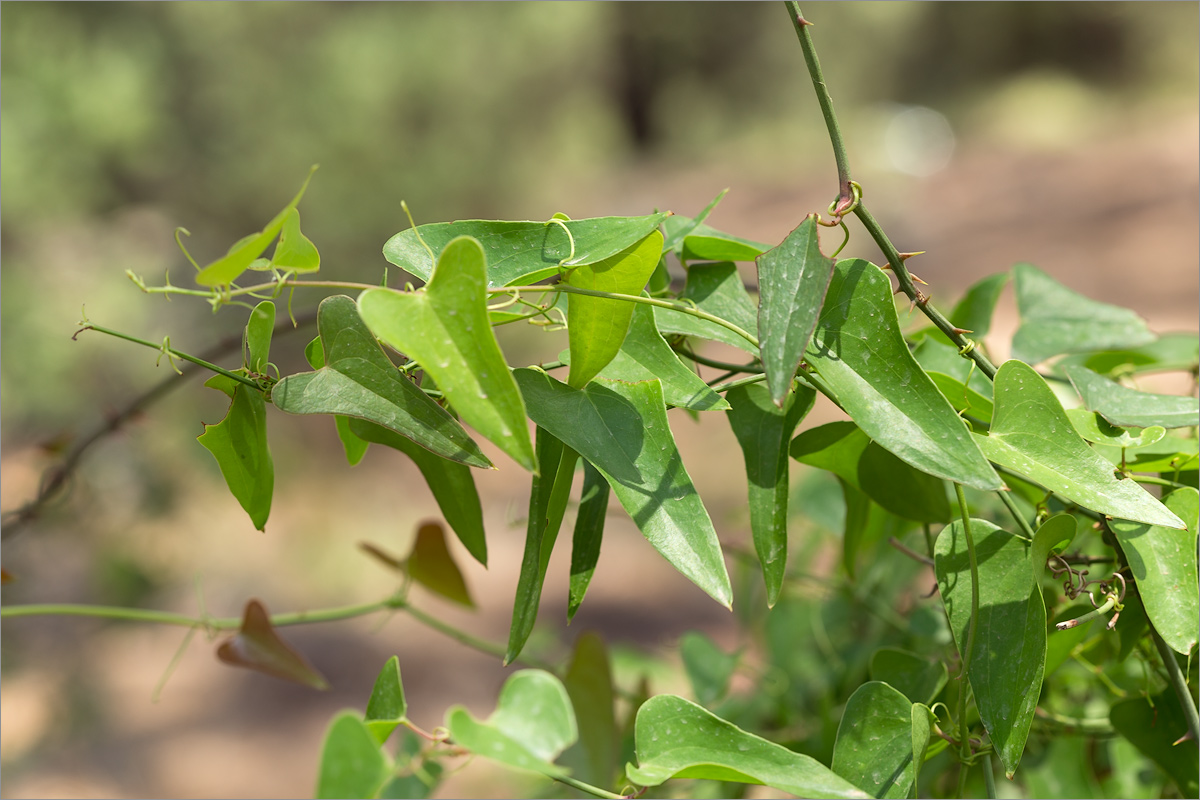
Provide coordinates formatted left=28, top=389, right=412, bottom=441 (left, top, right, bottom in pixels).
left=4, top=4, right=1199, bottom=800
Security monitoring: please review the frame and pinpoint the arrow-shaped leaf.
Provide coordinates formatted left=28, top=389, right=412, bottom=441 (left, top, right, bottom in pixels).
left=359, top=237, right=536, bottom=472
left=1065, top=364, right=1199, bottom=429
left=407, top=521, right=474, bottom=608
left=273, top=295, right=491, bottom=469
left=198, top=383, right=273, bottom=531
left=974, top=360, right=1184, bottom=528
left=832, top=681, right=917, bottom=799
left=364, top=655, right=408, bottom=745
left=653, top=261, right=760, bottom=354
left=216, top=598, right=329, bottom=690
left=514, top=370, right=732, bottom=608
left=755, top=215, right=835, bottom=405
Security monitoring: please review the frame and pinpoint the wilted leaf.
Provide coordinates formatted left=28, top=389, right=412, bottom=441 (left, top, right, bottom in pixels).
left=408, top=521, right=474, bottom=608
left=217, top=599, right=329, bottom=690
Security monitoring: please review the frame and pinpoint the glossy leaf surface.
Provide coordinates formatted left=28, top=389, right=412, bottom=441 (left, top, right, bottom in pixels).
left=349, top=419, right=487, bottom=565
left=216, top=599, right=329, bottom=690
left=568, top=461, right=610, bottom=620
left=790, top=421, right=951, bottom=523
left=726, top=382, right=814, bottom=604
left=514, top=370, right=732, bottom=608
left=806, top=259, right=1001, bottom=491
left=1065, top=364, right=1199, bottom=429
left=559, top=301, right=730, bottom=411
left=198, top=383, right=273, bottom=531
left=662, top=215, right=769, bottom=262
left=446, top=670, right=577, bottom=777
left=507, top=429, right=577, bottom=663
left=315, top=712, right=389, bottom=799
left=566, top=231, right=663, bottom=388
left=359, top=237, right=536, bottom=472
left=1110, top=487, right=1199, bottom=654
left=755, top=215, right=835, bottom=404
left=974, top=360, right=1184, bottom=528
left=832, top=681, right=916, bottom=799
left=364, top=655, right=407, bottom=745
left=935, top=520, right=1044, bottom=777
left=653, top=261, right=760, bottom=354
left=868, top=647, right=947, bottom=705
left=196, top=166, right=317, bottom=286
left=383, top=213, right=669, bottom=288
left=407, top=521, right=474, bottom=608
left=627, top=695, right=868, bottom=799
left=1011, top=262, right=1155, bottom=364
left=1065, top=408, right=1166, bottom=449
left=274, top=296, right=491, bottom=469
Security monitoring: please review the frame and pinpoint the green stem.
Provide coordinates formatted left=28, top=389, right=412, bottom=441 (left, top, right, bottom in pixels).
left=0, top=599, right=393, bottom=630
left=675, top=348, right=763, bottom=375
left=1129, top=474, right=1190, bottom=490
left=78, top=324, right=262, bottom=389
left=954, top=483, right=980, bottom=775
left=1033, top=708, right=1116, bottom=736
left=552, top=774, right=627, bottom=800
left=400, top=601, right=557, bottom=673
left=983, top=753, right=997, bottom=799
left=709, top=373, right=769, bottom=394
left=1151, top=626, right=1200, bottom=743
left=784, top=1, right=853, bottom=209
left=996, top=489, right=1036, bottom=540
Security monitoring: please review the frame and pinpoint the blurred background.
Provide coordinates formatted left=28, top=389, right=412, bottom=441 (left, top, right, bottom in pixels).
left=1, top=3, right=1196, bottom=798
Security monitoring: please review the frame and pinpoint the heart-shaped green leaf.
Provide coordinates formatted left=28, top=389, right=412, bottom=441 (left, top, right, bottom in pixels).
left=558, top=301, right=729, bottom=411
left=514, top=370, right=732, bottom=608
left=196, top=165, right=317, bottom=287
left=935, top=520, right=1045, bottom=777
left=832, top=681, right=917, bottom=799
left=627, top=694, right=868, bottom=799
left=726, top=382, right=815, bottom=605
left=566, top=231, right=663, bottom=388
left=1011, top=262, right=1155, bottom=364
left=507, top=429, right=578, bottom=664
left=755, top=215, right=835, bottom=405
left=446, top=670, right=577, bottom=777
left=1065, top=364, right=1199, bottom=429
left=315, top=712, right=390, bottom=800
left=383, top=213, right=669, bottom=288
left=271, top=207, right=320, bottom=273
left=806, top=259, right=1001, bottom=491
left=568, top=461, right=610, bottom=621
left=867, top=648, right=947, bottom=705
left=359, top=237, right=536, bottom=472
left=198, top=383, right=273, bottom=531
left=273, top=296, right=491, bottom=469
left=216, top=599, right=329, bottom=690
left=407, top=521, right=474, bottom=608
left=364, top=655, right=407, bottom=745
left=1110, top=487, right=1198, bottom=654
left=974, top=360, right=1184, bottom=528
left=302, top=335, right=371, bottom=466
left=348, top=418, right=487, bottom=565
left=653, top=261, right=760, bottom=354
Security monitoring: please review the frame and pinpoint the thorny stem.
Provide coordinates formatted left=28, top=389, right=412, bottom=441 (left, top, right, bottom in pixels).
left=1151, top=626, right=1200, bottom=744
left=786, top=4, right=999, bottom=381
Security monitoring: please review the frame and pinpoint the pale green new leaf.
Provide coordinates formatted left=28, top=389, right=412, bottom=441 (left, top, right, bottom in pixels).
left=359, top=237, right=536, bottom=472
left=1110, top=487, right=1199, bottom=654
left=383, top=213, right=669, bottom=288
left=935, top=520, right=1045, bottom=777
left=806, top=259, right=1001, bottom=491
left=198, top=383, right=272, bottom=531
left=756, top=215, right=835, bottom=405
left=832, top=681, right=917, bottom=799
left=514, top=370, right=732, bottom=608
left=364, top=656, right=407, bottom=745
left=627, top=695, right=868, bottom=799
left=272, top=296, right=491, bottom=469
left=662, top=215, right=770, bottom=262
left=315, top=712, right=390, bottom=800
left=566, top=231, right=663, bottom=388
left=1065, top=364, right=1199, bottom=429
left=271, top=208, right=320, bottom=273
left=196, top=165, right=317, bottom=287
left=973, top=360, right=1184, bottom=528
left=245, top=301, right=275, bottom=374
left=1011, top=262, right=1155, bottom=364
left=1065, top=408, right=1166, bottom=449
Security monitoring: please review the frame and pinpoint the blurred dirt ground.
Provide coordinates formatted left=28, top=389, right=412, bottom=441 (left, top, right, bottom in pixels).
left=1, top=110, right=1197, bottom=799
